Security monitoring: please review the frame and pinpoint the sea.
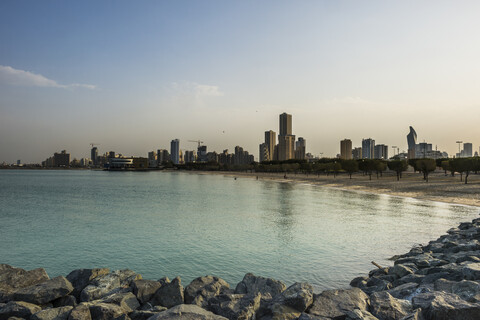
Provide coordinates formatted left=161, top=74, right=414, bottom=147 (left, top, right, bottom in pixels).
left=0, top=169, right=478, bottom=291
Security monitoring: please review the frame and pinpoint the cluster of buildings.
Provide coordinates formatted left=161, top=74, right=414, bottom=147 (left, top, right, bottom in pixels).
left=259, top=113, right=307, bottom=162
left=340, top=139, right=389, bottom=160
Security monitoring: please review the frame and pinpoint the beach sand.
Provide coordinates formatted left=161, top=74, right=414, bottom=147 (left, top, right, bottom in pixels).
left=196, top=170, right=480, bottom=207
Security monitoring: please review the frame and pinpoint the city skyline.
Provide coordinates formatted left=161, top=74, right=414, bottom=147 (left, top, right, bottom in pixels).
left=2, top=1, right=480, bottom=163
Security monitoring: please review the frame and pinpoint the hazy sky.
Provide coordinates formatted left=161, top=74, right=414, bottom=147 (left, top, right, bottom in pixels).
left=1, top=1, right=480, bottom=163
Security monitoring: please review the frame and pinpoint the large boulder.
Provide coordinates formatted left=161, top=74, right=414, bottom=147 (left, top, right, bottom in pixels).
left=66, top=268, right=110, bottom=300
left=269, top=282, right=313, bottom=313
left=208, top=293, right=261, bottom=320
left=461, top=262, right=480, bottom=280
left=88, top=302, right=126, bottom=320
left=389, top=265, right=414, bottom=278
left=31, top=306, right=73, bottom=320
left=12, top=276, right=74, bottom=305
left=131, top=280, right=162, bottom=305
left=234, top=274, right=286, bottom=297
left=307, top=288, right=369, bottom=319
left=387, top=283, right=419, bottom=300
left=0, top=300, right=42, bottom=319
left=149, top=277, right=184, bottom=309
left=184, top=276, right=230, bottom=307
left=369, top=291, right=412, bottom=320
left=0, top=264, right=50, bottom=302
left=147, top=304, right=228, bottom=319
left=345, top=309, right=379, bottom=320
left=100, top=292, right=140, bottom=313
left=80, top=270, right=141, bottom=302
left=412, top=291, right=480, bottom=320
left=68, top=304, right=92, bottom=320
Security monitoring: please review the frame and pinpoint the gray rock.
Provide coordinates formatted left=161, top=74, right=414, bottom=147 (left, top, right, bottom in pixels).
left=31, top=306, right=73, bottom=320
left=387, top=283, right=419, bottom=299
left=369, top=291, right=412, bottom=320
left=308, top=288, right=369, bottom=319
left=52, top=295, right=77, bottom=308
left=412, top=291, right=480, bottom=320
left=393, top=274, right=425, bottom=287
left=350, top=277, right=368, bottom=288
left=88, top=302, right=125, bottom=320
left=147, top=304, right=228, bottom=319
left=80, top=273, right=121, bottom=302
left=270, top=282, right=313, bottom=313
left=13, top=276, right=74, bottom=305
left=234, top=273, right=286, bottom=297
left=368, top=267, right=389, bottom=278
left=363, top=277, right=392, bottom=294
left=208, top=293, right=261, bottom=320
left=0, top=300, right=41, bottom=319
left=149, top=277, right=184, bottom=309
left=452, top=280, right=480, bottom=302
left=68, top=304, right=92, bottom=320
left=433, top=278, right=455, bottom=292
left=130, top=310, right=163, bottom=320
left=399, top=309, right=424, bottom=320
left=389, top=265, right=414, bottom=278
left=268, top=303, right=300, bottom=320
left=184, top=276, right=230, bottom=307
left=297, top=313, right=330, bottom=320
left=66, top=269, right=110, bottom=300
left=131, top=280, right=162, bottom=305
left=345, top=309, right=379, bottom=320
left=0, top=265, right=50, bottom=302
left=461, top=262, right=480, bottom=280
left=100, top=292, right=140, bottom=313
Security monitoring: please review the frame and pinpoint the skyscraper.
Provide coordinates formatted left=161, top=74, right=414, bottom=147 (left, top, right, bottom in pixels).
left=407, top=126, right=417, bottom=159
left=463, top=143, right=473, bottom=157
left=91, top=147, right=98, bottom=166
left=264, top=130, right=276, bottom=161
left=340, top=139, right=352, bottom=160
left=295, top=137, right=306, bottom=160
left=374, top=144, right=388, bottom=159
left=278, top=113, right=295, bottom=161
left=259, top=143, right=269, bottom=162
left=362, top=138, right=375, bottom=159
left=170, top=139, right=180, bottom=164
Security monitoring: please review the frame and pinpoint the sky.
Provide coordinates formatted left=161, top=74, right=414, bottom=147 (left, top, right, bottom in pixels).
left=1, top=0, right=480, bottom=163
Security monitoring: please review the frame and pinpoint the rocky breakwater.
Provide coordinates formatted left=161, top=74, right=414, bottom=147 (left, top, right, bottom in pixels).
left=1, top=217, right=480, bottom=320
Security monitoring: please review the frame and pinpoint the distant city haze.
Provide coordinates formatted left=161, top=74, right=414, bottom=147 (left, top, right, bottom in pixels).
left=1, top=1, right=480, bottom=163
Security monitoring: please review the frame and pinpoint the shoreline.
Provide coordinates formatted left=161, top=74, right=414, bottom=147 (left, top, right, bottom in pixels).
left=192, top=170, right=480, bottom=208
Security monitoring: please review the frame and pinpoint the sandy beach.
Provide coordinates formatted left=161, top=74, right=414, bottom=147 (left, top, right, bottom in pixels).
left=197, top=170, right=480, bottom=207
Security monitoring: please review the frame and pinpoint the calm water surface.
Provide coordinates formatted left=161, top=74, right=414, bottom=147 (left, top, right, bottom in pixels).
left=0, top=169, right=478, bottom=291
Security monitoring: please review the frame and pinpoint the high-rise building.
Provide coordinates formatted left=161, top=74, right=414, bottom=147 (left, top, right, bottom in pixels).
left=278, top=113, right=295, bottom=161
left=374, top=144, right=388, bottom=159
left=54, top=150, right=70, bottom=167
left=265, top=130, right=276, bottom=161
left=184, top=151, right=195, bottom=163
left=170, top=139, right=180, bottom=164
left=352, top=147, right=362, bottom=160
left=148, top=151, right=157, bottom=168
left=463, top=143, right=473, bottom=157
left=295, top=137, right=306, bottom=160
left=407, top=126, right=417, bottom=159
left=279, top=113, right=292, bottom=136
left=157, top=149, right=170, bottom=165
left=340, top=139, right=352, bottom=160
left=362, top=138, right=375, bottom=159
left=91, top=147, right=98, bottom=166
left=259, top=143, right=269, bottom=162
left=197, top=145, right=207, bottom=162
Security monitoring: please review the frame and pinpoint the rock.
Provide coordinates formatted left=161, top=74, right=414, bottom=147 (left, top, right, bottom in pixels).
left=363, top=277, right=392, bottom=294
left=31, top=306, right=73, bottom=320
left=208, top=293, right=260, bottom=320
left=345, top=309, right=379, bottom=320
left=131, top=280, right=162, bottom=305
left=0, top=300, right=41, bottom=319
left=114, top=270, right=142, bottom=287
left=461, top=262, right=480, bottom=280
left=433, top=279, right=455, bottom=292
left=80, top=273, right=121, bottom=302
left=350, top=277, right=368, bottom=288
left=13, top=276, right=74, bottom=305
left=368, top=267, right=389, bottom=278
left=412, top=291, right=480, bottom=320
left=270, top=282, right=313, bottom=312
left=269, top=303, right=300, bottom=320
left=88, top=303, right=126, bottom=320
left=399, top=309, right=424, bottom=320
left=369, top=291, right=412, bottom=320
left=53, top=295, right=78, bottom=308
left=307, top=288, right=369, bottom=319
left=393, top=274, right=425, bottom=287
left=234, top=274, right=286, bottom=297
left=129, top=310, right=162, bottom=320
left=387, top=283, right=419, bottom=300
left=184, top=276, right=230, bottom=308
left=0, top=265, right=50, bottom=302
left=100, top=292, right=140, bottom=313
left=147, top=304, right=228, bottom=319
left=68, top=304, right=92, bottom=320
left=452, top=280, right=480, bottom=302
left=389, top=265, right=414, bottom=278
left=149, top=277, right=184, bottom=308
left=66, top=269, right=110, bottom=300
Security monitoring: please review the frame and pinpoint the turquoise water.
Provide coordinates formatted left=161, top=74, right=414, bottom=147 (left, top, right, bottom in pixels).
left=0, top=169, right=478, bottom=291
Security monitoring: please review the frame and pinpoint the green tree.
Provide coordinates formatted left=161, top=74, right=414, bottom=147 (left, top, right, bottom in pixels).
left=440, top=160, right=450, bottom=176
left=374, top=160, right=387, bottom=179
left=452, top=158, right=474, bottom=184
left=416, top=159, right=436, bottom=182
left=387, top=160, right=409, bottom=181
left=358, top=159, right=376, bottom=180
left=342, top=160, right=359, bottom=179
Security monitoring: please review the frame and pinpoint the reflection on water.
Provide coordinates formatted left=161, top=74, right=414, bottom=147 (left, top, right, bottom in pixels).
left=0, top=170, right=478, bottom=291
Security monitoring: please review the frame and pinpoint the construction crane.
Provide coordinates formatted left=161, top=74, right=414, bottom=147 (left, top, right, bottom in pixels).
left=188, top=140, right=204, bottom=148
left=90, top=143, right=100, bottom=149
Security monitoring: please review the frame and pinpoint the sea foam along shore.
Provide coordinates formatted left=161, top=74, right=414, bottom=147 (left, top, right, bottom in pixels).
left=1, top=216, right=480, bottom=320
